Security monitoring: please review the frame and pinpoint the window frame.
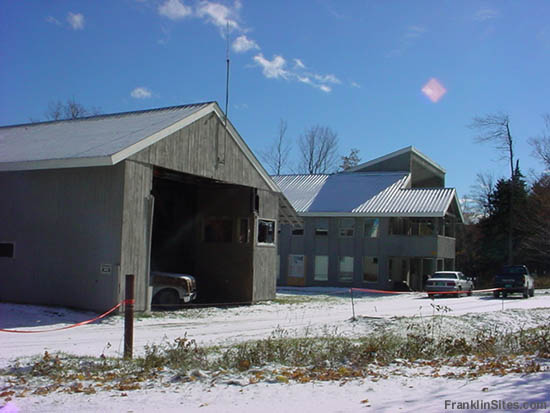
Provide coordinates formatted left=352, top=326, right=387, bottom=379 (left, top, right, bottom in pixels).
left=0, top=242, right=15, bottom=258
left=288, top=254, right=305, bottom=278
left=257, top=218, right=277, bottom=246
left=314, top=255, right=329, bottom=281
left=362, top=256, right=379, bottom=283
left=338, top=256, right=354, bottom=283
left=364, top=218, right=379, bottom=238
left=315, top=218, right=329, bottom=236
left=339, top=218, right=355, bottom=238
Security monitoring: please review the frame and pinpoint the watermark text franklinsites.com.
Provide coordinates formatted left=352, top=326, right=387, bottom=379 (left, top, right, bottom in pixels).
left=445, top=400, right=548, bottom=411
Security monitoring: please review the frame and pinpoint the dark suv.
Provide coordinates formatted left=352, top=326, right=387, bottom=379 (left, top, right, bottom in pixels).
left=493, top=265, right=535, bottom=299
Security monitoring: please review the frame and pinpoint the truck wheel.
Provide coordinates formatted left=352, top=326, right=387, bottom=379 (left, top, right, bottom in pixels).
left=493, top=291, right=500, bottom=299
left=530, top=288, right=535, bottom=297
left=467, top=288, right=473, bottom=297
left=502, top=292, right=507, bottom=298
left=153, top=289, right=180, bottom=310
left=523, top=288, right=529, bottom=299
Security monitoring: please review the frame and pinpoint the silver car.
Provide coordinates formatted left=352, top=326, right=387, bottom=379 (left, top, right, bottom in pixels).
left=425, top=271, right=474, bottom=297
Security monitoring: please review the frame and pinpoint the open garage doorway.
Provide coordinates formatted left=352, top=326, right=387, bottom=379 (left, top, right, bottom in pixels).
left=150, top=167, right=256, bottom=307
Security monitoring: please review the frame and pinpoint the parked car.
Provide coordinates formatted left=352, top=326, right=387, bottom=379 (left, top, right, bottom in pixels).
left=493, top=265, right=535, bottom=299
left=151, top=271, right=197, bottom=309
left=425, top=271, right=474, bottom=297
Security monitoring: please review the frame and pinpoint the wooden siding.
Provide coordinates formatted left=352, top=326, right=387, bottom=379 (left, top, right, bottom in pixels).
left=130, top=113, right=270, bottom=191
left=0, top=166, right=124, bottom=312
left=119, top=160, right=153, bottom=312
left=252, top=189, right=279, bottom=301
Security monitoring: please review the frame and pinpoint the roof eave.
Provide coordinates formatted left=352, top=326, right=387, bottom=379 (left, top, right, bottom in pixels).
left=0, top=156, right=114, bottom=172
left=299, top=211, right=447, bottom=218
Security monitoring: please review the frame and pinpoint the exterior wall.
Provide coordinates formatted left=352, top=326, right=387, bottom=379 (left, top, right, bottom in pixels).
left=252, top=189, right=279, bottom=301
left=355, top=152, right=411, bottom=174
left=119, top=160, right=154, bottom=312
left=0, top=166, right=124, bottom=311
left=278, top=216, right=456, bottom=290
left=130, top=113, right=271, bottom=191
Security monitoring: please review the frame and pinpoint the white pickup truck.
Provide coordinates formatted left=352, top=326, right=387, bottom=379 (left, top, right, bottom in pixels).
left=151, top=271, right=197, bottom=309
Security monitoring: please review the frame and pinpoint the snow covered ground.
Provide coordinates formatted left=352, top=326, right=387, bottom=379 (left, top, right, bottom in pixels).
left=1, top=288, right=550, bottom=412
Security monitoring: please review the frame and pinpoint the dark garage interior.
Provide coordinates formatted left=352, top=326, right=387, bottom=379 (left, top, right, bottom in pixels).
left=150, top=167, right=256, bottom=306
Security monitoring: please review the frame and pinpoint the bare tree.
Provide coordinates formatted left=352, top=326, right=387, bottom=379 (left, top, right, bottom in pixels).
left=45, top=97, right=101, bottom=121
left=297, top=125, right=339, bottom=174
left=469, top=112, right=516, bottom=264
left=468, top=172, right=495, bottom=217
left=339, top=148, right=361, bottom=171
left=260, top=119, right=292, bottom=175
left=470, top=112, right=515, bottom=178
left=528, top=113, right=550, bottom=169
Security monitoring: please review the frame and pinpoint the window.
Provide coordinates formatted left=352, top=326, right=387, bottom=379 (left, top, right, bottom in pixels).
left=238, top=218, right=249, bottom=243
left=389, top=218, right=410, bottom=235
left=257, top=219, right=276, bottom=244
left=314, top=256, right=329, bottom=281
left=204, top=218, right=232, bottom=242
left=339, top=218, right=355, bottom=237
left=338, top=256, right=353, bottom=282
left=410, top=218, right=434, bottom=236
left=444, top=217, right=455, bottom=237
left=363, top=256, right=378, bottom=282
left=288, top=255, right=305, bottom=278
left=0, top=243, right=14, bottom=258
left=364, top=218, right=379, bottom=238
left=315, top=218, right=328, bottom=236
left=292, top=227, right=304, bottom=236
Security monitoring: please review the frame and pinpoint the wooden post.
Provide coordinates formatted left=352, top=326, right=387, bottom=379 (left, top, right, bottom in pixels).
left=124, top=274, right=135, bottom=359
left=350, top=288, right=356, bottom=321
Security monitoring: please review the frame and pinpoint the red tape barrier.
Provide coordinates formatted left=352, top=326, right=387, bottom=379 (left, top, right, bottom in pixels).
left=351, top=287, right=504, bottom=295
left=0, top=299, right=135, bottom=334
left=351, top=287, right=414, bottom=295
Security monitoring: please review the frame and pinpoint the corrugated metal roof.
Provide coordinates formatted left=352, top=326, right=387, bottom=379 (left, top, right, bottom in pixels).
left=274, top=172, right=459, bottom=218
left=273, top=174, right=329, bottom=213
left=0, top=102, right=212, bottom=169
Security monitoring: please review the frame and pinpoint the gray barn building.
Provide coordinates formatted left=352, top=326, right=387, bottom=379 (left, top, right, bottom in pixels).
left=0, top=102, right=298, bottom=312
left=274, top=146, right=464, bottom=291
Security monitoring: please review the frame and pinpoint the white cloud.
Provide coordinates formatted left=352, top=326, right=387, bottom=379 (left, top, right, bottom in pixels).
left=405, top=25, right=427, bottom=38
left=196, top=1, right=240, bottom=31
left=474, top=8, right=499, bottom=22
left=293, top=58, right=306, bottom=69
left=46, top=16, right=61, bottom=26
left=131, top=87, right=153, bottom=99
left=158, top=0, right=192, bottom=20
left=232, top=35, right=259, bottom=53
left=67, top=12, right=85, bottom=30
left=253, top=54, right=288, bottom=79
left=312, top=73, right=341, bottom=84
left=351, top=81, right=361, bottom=88
left=253, top=53, right=338, bottom=93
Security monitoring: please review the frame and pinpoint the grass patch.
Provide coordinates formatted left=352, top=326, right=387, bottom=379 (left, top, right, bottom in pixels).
left=270, top=295, right=339, bottom=305
left=2, top=321, right=549, bottom=400
left=535, top=275, right=550, bottom=289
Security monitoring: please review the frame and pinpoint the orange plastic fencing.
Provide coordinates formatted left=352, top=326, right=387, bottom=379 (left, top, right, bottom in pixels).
left=0, top=299, right=135, bottom=334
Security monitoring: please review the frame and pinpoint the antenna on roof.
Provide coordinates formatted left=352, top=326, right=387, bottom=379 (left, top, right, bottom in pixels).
left=224, top=21, right=230, bottom=127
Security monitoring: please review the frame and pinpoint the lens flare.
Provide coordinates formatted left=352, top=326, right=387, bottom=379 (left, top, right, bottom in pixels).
left=422, top=78, right=447, bottom=102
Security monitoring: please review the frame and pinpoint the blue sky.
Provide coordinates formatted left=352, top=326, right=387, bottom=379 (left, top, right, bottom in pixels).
left=1, top=0, right=549, bottom=200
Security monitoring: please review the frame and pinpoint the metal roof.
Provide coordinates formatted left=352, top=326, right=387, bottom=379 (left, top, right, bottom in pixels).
left=273, top=172, right=461, bottom=219
left=273, top=174, right=329, bottom=212
left=347, top=145, right=446, bottom=175
left=0, top=102, right=213, bottom=171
